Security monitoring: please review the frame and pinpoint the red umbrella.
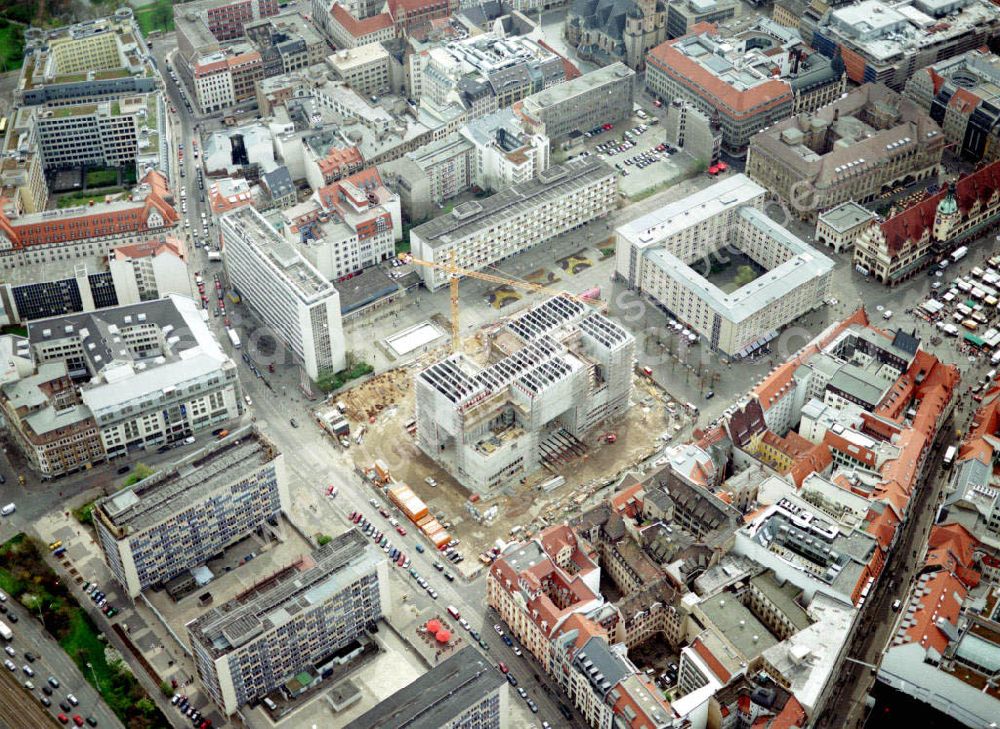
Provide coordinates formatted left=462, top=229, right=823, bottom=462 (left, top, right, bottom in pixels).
left=435, top=629, right=451, bottom=643
left=426, top=619, right=442, bottom=633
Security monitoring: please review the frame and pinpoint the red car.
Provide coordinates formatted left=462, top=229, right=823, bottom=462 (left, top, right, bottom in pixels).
left=396, top=553, right=406, bottom=566
left=73, top=716, right=84, bottom=727
left=603, top=123, right=613, bottom=130
left=396, top=526, right=407, bottom=536
left=57, top=716, right=69, bottom=725
left=498, top=662, right=509, bottom=674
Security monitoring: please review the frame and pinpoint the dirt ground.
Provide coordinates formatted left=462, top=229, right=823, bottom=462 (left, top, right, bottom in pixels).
left=339, top=356, right=670, bottom=569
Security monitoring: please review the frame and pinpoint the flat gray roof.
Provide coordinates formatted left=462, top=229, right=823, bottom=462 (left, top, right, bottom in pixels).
left=188, top=530, right=379, bottom=658
left=521, top=62, right=634, bottom=112
left=411, top=156, right=614, bottom=249
left=818, top=201, right=874, bottom=233
left=96, top=426, right=277, bottom=534
left=342, top=646, right=505, bottom=729
left=700, top=593, right=779, bottom=658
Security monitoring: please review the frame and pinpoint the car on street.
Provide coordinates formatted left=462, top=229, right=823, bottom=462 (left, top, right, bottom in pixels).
left=506, top=673, right=517, bottom=686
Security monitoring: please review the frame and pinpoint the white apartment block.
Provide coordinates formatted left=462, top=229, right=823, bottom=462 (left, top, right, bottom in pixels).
left=410, top=156, right=617, bottom=291
left=94, top=426, right=288, bottom=598
left=416, top=296, right=635, bottom=494
left=616, top=175, right=833, bottom=359
left=460, top=108, right=550, bottom=192
left=189, top=530, right=389, bottom=715
left=28, top=295, right=242, bottom=456
left=220, top=205, right=346, bottom=380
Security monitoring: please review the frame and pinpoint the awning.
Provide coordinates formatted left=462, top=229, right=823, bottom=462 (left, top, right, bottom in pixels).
left=964, top=333, right=985, bottom=347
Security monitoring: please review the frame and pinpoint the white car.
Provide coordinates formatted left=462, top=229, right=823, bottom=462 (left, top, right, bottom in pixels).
left=883, top=310, right=893, bottom=320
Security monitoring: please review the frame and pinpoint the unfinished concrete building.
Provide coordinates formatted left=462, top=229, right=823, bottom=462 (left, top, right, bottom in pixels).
left=415, top=296, right=635, bottom=495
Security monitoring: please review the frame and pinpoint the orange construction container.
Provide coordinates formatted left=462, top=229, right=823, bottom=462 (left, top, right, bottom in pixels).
left=430, top=531, right=451, bottom=549
left=421, top=518, right=443, bottom=536
left=374, top=460, right=390, bottom=482
left=416, top=514, right=433, bottom=528
left=388, top=484, right=429, bottom=522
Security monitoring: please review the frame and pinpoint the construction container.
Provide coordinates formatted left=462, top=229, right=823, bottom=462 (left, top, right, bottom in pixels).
left=421, top=518, right=443, bottom=536
left=416, top=514, right=434, bottom=528
left=430, top=531, right=452, bottom=550
left=388, top=484, right=429, bottom=522
left=374, top=460, right=391, bottom=482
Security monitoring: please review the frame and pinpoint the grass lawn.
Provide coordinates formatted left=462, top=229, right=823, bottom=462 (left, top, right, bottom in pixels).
left=133, top=0, right=174, bottom=35
left=57, top=188, right=125, bottom=208
left=86, top=168, right=118, bottom=188
left=0, top=324, right=27, bottom=337
left=0, top=22, right=24, bottom=72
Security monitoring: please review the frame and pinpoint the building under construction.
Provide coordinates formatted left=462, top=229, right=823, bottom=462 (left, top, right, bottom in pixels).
left=415, top=296, right=635, bottom=495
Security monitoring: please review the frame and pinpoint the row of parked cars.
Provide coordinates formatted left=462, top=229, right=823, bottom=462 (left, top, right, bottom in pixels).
left=171, top=692, right=212, bottom=728
left=81, top=582, right=117, bottom=619
left=350, top=511, right=410, bottom=569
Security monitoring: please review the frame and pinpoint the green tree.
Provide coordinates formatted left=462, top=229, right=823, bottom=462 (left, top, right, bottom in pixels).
left=316, top=534, right=332, bottom=546
left=122, top=463, right=155, bottom=487
left=733, top=264, right=757, bottom=287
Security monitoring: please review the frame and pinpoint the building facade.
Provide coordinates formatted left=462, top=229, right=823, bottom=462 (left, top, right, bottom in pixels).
left=220, top=205, right=346, bottom=379
left=904, top=49, right=1000, bottom=164
left=616, top=175, right=834, bottom=358
left=746, top=83, right=944, bottom=220
left=410, top=156, right=617, bottom=291
left=94, top=426, right=287, bottom=598
left=0, top=171, right=178, bottom=269
left=188, top=530, right=389, bottom=715
left=28, top=296, right=242, bottom=458
left=646, top=20, right=847, bottom=152
left=515, top=63, right=635, bottom=141
left=814, top=202, right=875, bottom=253
left=853, top=161, right=1000, bottom=285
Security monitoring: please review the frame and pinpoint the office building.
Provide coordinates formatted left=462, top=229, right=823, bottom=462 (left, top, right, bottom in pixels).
left=810, top=0, right=1000, bottom=90
left=93, top=426, right=287, bottom=598
left=33, top=94, right=158, bottom=172
left=746, top=83, right=944, bottom=220
left=666, top=0, right=739, bottom=38
left=662, top=99, right=722, bottom=165
left=175, top=0, right=280, bottom=54
left=416, top=296, right=634, bottom=493
left=327, top=44, right=392, bottom=97
left=0, top=170, right=178, bottom=268
left=188, top=530, right=389, bottom=715
left=0, top=362, right=105, bottom=478
left=616, top=175, right=834, bottom=359
left=27, top=295, right=241, bottom=456
left=515, top=63, right=635, bottom=140
left=324, top=4, right=396, bottom=50
left=854, top=161, right=1000, bottom=284
left=108, top=237, right=192, bottom=305
left=16, top=10, right=158, bottom=107
left=646, top=20, right=847, bottom=151
left=410, top=156, right=616, bottom=291
left=220, top=205, right=346, bottom=380
left=344, top=646, right=509, bottom=729
left=814, top=202, right=875, bottom=253
left=904, top=49, right=1000, bottom=164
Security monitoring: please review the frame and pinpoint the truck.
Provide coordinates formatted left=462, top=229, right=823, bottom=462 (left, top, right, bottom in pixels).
left=943, top=445, right=957, bottom=467
left=951, top=246, right=968, bottom=263
left=0, top=621, right=12, bottom=641
left=207, top=251, right=222, bottom=262
left=226, top=328, right=241, bottom=349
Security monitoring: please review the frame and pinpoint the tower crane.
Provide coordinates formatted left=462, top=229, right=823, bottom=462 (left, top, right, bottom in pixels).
left=398, top=252, right=603, bottom=353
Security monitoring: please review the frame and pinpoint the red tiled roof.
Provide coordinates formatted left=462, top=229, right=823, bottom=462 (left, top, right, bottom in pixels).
left=691, top=638, right=731, bottom=683
left=317, top=146, right=363, bottom=178
left=788, top=443, right=832, bottom=487
left=878, top=159, right=1000, bottom=255
left=959, top=383, right=1000, bottom=462
left=113, top=236, right=186, bottom=261
left=331, top=4, right=394, bottom=38
left=0, top=171, right=178, bottom=250
left=903, top=569, right=967, bottom=654
left=647, top=24, right=792, bottom=118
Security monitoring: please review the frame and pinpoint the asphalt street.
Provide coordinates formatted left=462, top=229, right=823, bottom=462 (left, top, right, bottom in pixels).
left=0, top=589, right=123, bottom=728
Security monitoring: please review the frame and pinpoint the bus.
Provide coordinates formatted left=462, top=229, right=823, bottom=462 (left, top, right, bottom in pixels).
left=943, top=445, right=956, bottom=467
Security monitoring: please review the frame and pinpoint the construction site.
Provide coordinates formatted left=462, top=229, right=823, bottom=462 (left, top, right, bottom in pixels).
left=320, top=295, right=673, bottom=567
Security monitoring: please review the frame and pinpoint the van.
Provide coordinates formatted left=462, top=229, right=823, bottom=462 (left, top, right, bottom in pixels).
left=262, top=697, right=277, bottom=711
left=447, top=605, right=461, bottom=620
left=891, top=599, right=902, bottom=612
left=0, top=504, right=14, bottom=516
